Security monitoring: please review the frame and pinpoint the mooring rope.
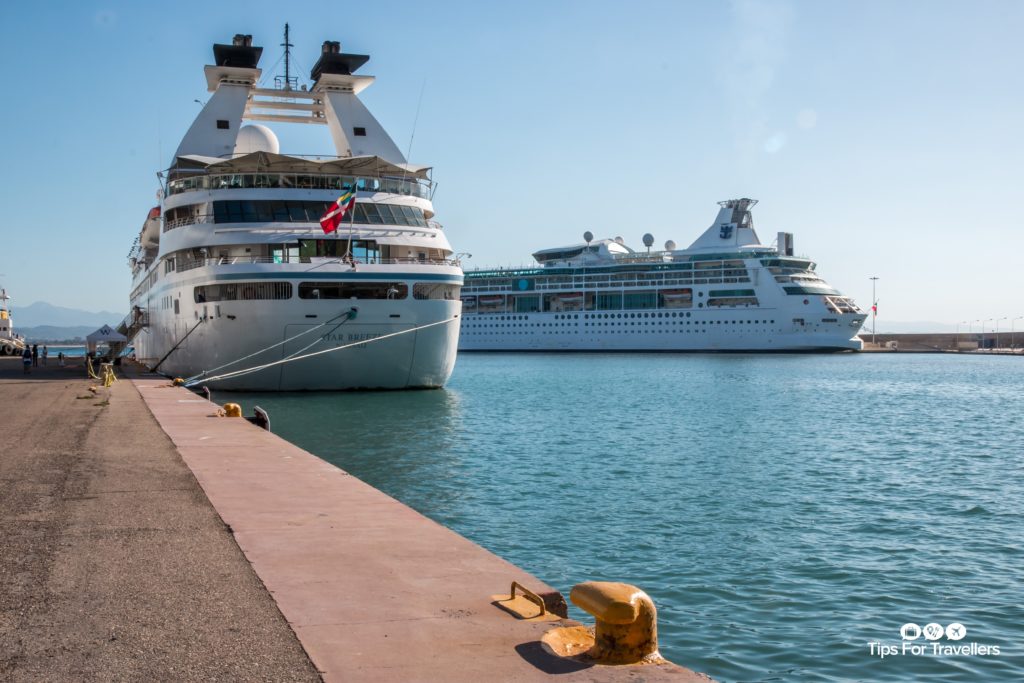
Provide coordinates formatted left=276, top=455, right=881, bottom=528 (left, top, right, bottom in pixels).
left=183, top=308, right=355, bottom=383
left=184, top=315, right=458, bottom=387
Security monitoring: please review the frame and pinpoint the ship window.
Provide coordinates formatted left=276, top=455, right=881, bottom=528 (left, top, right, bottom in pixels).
left=414, top=283, right=460, bottom=300
left=298, top=282, right=408, bottom=300
left=194, top=282, right=292, bottom=302
left=211, top=200, right=427, bottom=227
left=623, top=291, right=657, bottom=310
left=216, top=120, right=229, bottom=129
left=353, top=126, right=367, bottom=136
left=298, top=239, right=380, bottom=262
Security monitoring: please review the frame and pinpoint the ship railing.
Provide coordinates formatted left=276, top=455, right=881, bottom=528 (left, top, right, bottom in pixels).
left=165, top=215, right=444, bottom=233
left=164, top=214, right=214, bottom=231
left=117, top=310, right=149, bottom=341
left=175, top=256, right=463, bottom=273
left=165, top=172, right=433, bottom=199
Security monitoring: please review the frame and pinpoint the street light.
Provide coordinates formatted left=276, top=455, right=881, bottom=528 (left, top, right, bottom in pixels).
left=1012, top=316, right=1023, bottom=352
left=982, top=318, right=995, bottom=351
left=956, top=320, right=969, bottom=350
left=869, top=276, right=879, bottom=345
left=994, top=317, right=1007, bottom=351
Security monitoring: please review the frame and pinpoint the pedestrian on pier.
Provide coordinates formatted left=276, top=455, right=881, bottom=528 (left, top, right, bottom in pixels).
left=58, top=351, right=65, bottom=367
left=42, top=345, right=48, bottom=365
left=31, top=344, right=38, bottom=367
left=22, top=346, right=31, bottom=374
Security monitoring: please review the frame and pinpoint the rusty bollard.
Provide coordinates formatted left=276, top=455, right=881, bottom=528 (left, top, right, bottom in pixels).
left=569, top=581, right=661, bottom=664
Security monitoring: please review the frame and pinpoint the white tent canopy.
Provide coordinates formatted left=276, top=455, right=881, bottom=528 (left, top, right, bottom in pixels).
left=86, top=325, right=127, bottom=353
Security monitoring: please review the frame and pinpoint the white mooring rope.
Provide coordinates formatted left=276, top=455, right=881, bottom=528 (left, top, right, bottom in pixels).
left=184, top=315, right=458, bottom=387
left=183, top=309, right=355, bottom=384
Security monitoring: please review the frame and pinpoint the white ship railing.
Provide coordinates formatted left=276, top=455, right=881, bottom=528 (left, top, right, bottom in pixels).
left=174, top=256, right=463, bottom=273
left=166, top=172, right=432, bottom=199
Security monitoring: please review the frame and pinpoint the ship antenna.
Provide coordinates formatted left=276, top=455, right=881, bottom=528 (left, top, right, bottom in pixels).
left=277, top=23, right=296, bottom=91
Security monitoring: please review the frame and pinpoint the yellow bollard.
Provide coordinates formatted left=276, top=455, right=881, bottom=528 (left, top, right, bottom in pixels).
left=172, top=377, right=186, bottom=386
left=222, top=402, right=242, bottom=417
left=569, top=581, right=661, bottom=665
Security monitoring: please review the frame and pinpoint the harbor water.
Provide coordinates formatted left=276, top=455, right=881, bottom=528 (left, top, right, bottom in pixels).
left=227, top=353, right=1023, bottom=682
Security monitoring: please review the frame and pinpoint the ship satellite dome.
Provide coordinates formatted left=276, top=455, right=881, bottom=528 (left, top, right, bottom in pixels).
left=665, top=240, right=676, bottom=251
left=615, top=236, right=625, bottom=245
left=583, top=230, right=594, bottom=243
left=642, top=233, right=654, bottom=248
left=233, top=124, right=280, bottom=155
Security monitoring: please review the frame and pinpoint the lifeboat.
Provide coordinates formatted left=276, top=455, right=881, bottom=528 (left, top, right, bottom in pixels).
left=555, top=292, right=584, bottom=303
left=661, top=289, right=692, bottom=300
left=479, top=295, right=505, bottom=305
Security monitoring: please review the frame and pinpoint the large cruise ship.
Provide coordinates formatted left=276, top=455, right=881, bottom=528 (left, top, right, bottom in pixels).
left=459, top=199, right=865, bottom=352
left=125, top=33, right=462, bottom=390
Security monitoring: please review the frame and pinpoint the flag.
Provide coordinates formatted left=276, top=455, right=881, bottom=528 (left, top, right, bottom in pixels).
left=320, top=188, right=356, bottom=234
left=871, top=304, right=878, bottom=315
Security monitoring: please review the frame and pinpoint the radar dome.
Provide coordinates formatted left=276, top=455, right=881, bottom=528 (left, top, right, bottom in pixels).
left=233, top=124, right=280, bottom=155
left=583, top=230, right=594, bottom=243
left=665, top=240, right=677, bottom=251
left=615, top=236, right=625, bottom=245
left=642, top=233, right=655, bottom=248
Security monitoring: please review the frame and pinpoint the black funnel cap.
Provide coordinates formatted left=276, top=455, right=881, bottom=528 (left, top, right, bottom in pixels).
left=310, top=40, right=369, bottom=80
left=213, top=34, right=263, bottom=68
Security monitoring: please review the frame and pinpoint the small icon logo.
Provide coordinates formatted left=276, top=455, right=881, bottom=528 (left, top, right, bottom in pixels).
left=901, top=623, right=922, bottom=641
left=923, top=623, right=944, bottom=640
left=946, top=623, right=966, bottom=641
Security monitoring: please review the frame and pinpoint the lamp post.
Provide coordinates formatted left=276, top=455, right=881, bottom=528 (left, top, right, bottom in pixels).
left=994, top=317, right=1007, bottom=351
left=1013, top=316, right=1024, bottom=352
left=983, top=319, right=994, bottom=351
left=869, top=276, right=879, bottom=345
left=957, top=320, right=968, bottom=350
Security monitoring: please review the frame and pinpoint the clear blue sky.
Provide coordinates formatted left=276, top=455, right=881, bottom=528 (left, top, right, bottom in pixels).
left=1, top=1, right=1021, bottom=327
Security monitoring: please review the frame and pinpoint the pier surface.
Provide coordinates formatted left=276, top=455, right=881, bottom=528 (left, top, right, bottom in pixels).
left=1, top=358, right=709, bottom=682
left=0, top=358, right=318, bottom=681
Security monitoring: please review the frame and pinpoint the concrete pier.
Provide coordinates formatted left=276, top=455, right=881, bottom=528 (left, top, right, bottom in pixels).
left=1, top=357, right=710, bottom=682
left=0, top=357, right=318, bottom=681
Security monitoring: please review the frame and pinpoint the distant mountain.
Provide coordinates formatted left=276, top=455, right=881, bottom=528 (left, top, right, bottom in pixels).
left=18, top=325, right=96, bottom=342
left=10, top=301, right=125, bottom=328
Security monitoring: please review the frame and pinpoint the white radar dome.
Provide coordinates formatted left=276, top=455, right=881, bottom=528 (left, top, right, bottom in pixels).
left=233, top=124, right=280, bottom=155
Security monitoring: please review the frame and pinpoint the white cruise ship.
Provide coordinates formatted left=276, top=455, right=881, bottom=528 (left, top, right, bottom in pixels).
left=125, top=33, right=462, bottom=390
left=459, top=199, right=865, bottom=352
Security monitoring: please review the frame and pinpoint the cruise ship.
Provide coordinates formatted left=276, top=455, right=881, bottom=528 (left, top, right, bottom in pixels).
left=125, top=33, right=462, bottom=390
left=458, top=199, right=865, bottom=352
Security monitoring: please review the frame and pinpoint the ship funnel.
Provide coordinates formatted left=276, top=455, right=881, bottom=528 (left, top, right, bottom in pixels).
left=213, top=33, right=262, bottom=68
left=311, top=40, right=369, bottom=80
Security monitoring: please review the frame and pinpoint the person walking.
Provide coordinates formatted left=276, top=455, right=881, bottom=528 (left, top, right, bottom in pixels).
left=31, top=343, right=38, bottom=367
left=22, top=346, right=31, bottom=374
left=58, top=351, right=65, bottom=367
left=42, top=345, right=48, bottom=366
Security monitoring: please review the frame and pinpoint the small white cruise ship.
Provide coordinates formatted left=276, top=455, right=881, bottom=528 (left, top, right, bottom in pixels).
left=459, top=199, right=865, bottom=352
left=125, top=32, right=462, bottom=390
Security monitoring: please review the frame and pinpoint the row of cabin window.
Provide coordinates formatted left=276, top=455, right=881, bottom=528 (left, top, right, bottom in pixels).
left=210, top=201, right=427, bottom=227
left=193, top=282, right=459, bottom=303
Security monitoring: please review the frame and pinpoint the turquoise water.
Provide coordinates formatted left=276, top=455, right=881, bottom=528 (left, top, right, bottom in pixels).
left=227, top=354, right=1023, bottom=682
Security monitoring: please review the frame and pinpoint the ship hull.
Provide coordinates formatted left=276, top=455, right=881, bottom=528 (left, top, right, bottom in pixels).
left=459, top=310, right=863, bottom=352
left=132, top=270, right=461, bottom=391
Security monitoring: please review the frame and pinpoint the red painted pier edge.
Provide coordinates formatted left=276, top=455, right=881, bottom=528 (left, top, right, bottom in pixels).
left=134, top=378, right=712, bottom=682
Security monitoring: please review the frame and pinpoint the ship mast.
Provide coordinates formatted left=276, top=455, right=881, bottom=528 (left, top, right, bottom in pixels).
left=276, top=23, right=297, bottom=91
